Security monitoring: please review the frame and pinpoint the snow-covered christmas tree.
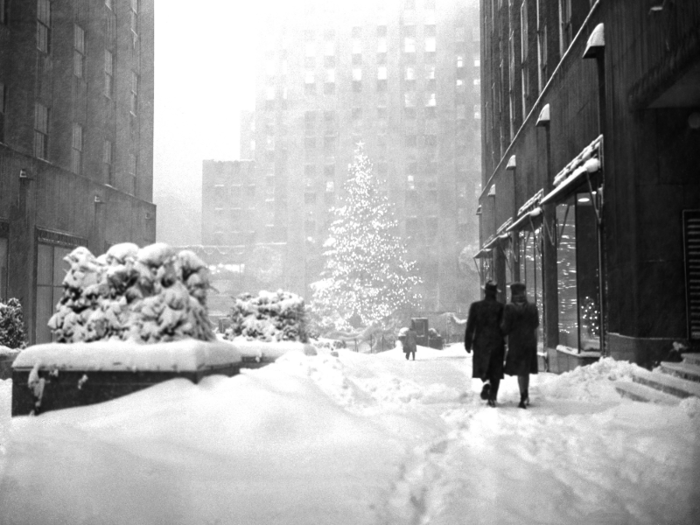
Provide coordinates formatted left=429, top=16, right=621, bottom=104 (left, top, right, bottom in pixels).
left=311, top=144, right=422, bottom=331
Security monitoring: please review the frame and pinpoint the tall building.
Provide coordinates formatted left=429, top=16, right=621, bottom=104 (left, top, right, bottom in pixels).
left=478, top=0, right=700, bottom=369
left=0, top=0, right=156, bottom=344
left=235, top=0, right=482, bottom=314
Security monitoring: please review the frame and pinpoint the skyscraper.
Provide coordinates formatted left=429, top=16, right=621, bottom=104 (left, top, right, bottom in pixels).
left=236, top=0, right=482, bottom=313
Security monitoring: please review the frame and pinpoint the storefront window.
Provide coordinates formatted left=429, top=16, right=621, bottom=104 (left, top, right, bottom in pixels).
left=556, top=192, right=600, bottom=351
left=575, top=192, right=600, bottom=350
left=557, top=198, right=578, bottom=348
left=36, top=243, right=72, bottom=343
left=519, top=226, right=542, bottom=308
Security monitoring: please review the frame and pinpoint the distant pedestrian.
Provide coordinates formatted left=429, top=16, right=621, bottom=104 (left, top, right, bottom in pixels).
left=464, top=280, right=505, bottom=407
left=502, top=282, right=540, bottom=409
left=399, top=321, right=418, bottom=360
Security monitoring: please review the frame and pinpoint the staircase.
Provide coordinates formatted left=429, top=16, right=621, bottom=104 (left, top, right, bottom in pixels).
left=615, top=353, right=700, bottom=405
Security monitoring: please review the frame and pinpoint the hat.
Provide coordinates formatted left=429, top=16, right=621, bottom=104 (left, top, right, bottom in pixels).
left=482, top=280, right=500, bottom=293
left=510, top=282, right=526, bottom=294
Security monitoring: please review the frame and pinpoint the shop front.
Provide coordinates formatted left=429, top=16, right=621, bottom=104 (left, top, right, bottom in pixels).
left=541, top=135, right=604, bottom=368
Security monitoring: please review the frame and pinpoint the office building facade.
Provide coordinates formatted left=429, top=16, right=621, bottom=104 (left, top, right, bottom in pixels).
left=0, top=0, right=155, bottom=343
left=478, top=0, right=700, bottom=368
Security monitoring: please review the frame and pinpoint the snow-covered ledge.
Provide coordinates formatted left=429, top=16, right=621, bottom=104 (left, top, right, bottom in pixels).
left=12, top=340, right=242, bottom=373
left=230, top=338, right=317, bottom=365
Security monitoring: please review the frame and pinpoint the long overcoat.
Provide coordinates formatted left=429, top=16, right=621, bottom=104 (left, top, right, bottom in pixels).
left=464, top=297, right=505, bottom=380
left=502, top=299, right=539, bottom=376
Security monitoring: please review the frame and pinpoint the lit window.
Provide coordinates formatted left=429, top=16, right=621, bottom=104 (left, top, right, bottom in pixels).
left=378, top=66, right=388, bottom=80
left=405, top=67, right=415, bottom=80
left=426, top=93, right=436, bottom=107
left=377, top=37, right=387, bottom=53
left=404, top=37, right=415, bottom=53
left=425, top=64, right=436, bottom=80
left=425, top=37, right=436, bottom=52
left=34, top=103, right=49, bottom=159
left=456, top=55, right=464, bottom=68
left=37, top=0, right=51, bottom=53
left=407, top=175, right=415, bottom=190
left=325, top=69, right=335, bottom=83
left=305, top=42, right=315, bottom=57
left=305, top=71, right=315, bottom=84
left=74, top=25, right=85, bottom=78
left=353, top=68, right=362, bottom=81
left=71, top=124, right=82, bottom=174
left=352, top=39, right=362, bottom=54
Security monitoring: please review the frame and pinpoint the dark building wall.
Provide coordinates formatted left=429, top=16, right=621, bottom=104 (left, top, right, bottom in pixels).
left=0, top=0, right=156, bottom=344
left=479, top=0, right=700, bottom=363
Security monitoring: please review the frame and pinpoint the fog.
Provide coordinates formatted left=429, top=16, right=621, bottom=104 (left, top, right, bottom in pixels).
left=154, top=0, right=264, bottom=245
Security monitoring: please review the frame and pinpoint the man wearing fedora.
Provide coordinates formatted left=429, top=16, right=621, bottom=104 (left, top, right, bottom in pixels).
left=502, top=282, right=540, bottom=409
left=464, top=280, right=505, bottom=407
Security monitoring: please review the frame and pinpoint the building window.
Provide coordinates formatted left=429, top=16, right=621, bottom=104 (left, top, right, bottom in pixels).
left=0, top=237, right=7, bottom=301
left=352, top=67, right=362, bottom=92
left=104, top=50, right=113, bottom=98
left=130, top=0, right=139, bottom=47
left=352, top=53, right=362, bottom=65
left=103, top=139, right=113, bottom=185
left=37, top=0, right=51, bottom=53
left=559, top=0, right=573, bottom=56
left=0, top=82, right=5, bottom=143
left=73, top=25, right=86, bottom=78
left=1, top=0, right=8, bottom=25
left=129, top=153, right=137, bottom=195
left=130, top=71, right=139, bottom=114
left=377, top=37, right=387, bottom=53
left=426, top=92, right=436, bottom=107
left=404, top=36, right=416, bottom=53
left=352, top=37, right=362, bottom=54
left=425, top=36, right=436, bottom=53
left=71, top=124, right=83, bottom=174
left=34, top=103, right=49, bottom=160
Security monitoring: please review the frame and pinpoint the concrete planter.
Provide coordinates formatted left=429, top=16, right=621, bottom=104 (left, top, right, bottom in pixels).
left=11, top=340, right=242, bottom=416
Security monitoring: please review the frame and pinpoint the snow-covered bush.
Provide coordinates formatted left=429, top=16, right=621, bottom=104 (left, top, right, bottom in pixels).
left=0, top=298, right=28, bottom=349
left=226, top=290, right=308, bottom=343
left=48, top=243, right=215, bottom=343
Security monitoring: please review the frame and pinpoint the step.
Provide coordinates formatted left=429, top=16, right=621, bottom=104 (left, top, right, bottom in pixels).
left=682, top=352, right=700, bottom=367
left=632, top=368, right=700, bottom=399
left=659, top=361, right=700, bottom=383
left=615, top=381, right=680, bottom=405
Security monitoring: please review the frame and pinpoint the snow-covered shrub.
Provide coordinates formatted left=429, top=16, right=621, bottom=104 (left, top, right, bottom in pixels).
left=226, top=290, right=308, bottom=343
left=48, top=243, right=215, bottom=343
left=0, top=298, right=28, bottom=349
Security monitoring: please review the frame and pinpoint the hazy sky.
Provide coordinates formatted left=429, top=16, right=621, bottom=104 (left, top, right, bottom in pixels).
left=153, top=0, right=267, bottom=243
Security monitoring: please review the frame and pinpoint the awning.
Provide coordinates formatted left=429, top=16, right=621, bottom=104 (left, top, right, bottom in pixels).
left=507, top=206, right=542, bottom=232
left=541, top=135, right=603, bottom=205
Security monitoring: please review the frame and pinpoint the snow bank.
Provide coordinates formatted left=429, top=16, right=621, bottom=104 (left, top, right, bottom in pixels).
left=1, top=345, right=698, bottom=524
left=537, top=357, right=639, bottom=401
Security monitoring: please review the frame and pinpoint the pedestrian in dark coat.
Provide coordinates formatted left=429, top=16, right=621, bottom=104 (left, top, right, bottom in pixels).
left=464, top=280, right=505, bottom=407
left=399, top=321, right=418, bottom=360
left=502, top=282, right=539, bottom=409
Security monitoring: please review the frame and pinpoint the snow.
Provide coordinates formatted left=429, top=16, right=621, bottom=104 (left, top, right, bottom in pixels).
left=1, top=344, right=699, bottom=524
left=12, top=340, right=242, bottom=372
left=0, top=345, right=19, bottom=357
